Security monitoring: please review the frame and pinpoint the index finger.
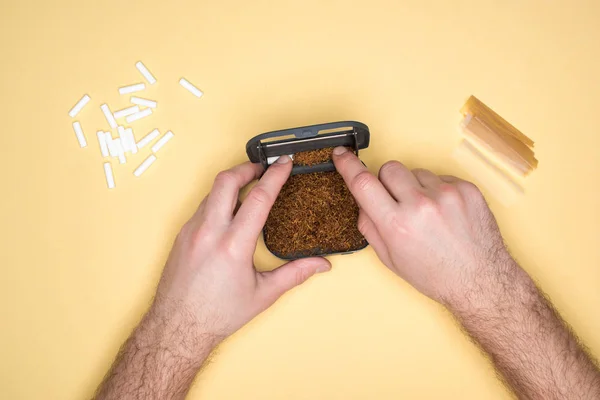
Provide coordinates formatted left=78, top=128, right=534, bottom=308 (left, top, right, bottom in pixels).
left=230, top=155, right=293, bottom=243
left=331, top=147, right=397, bottom=226
left=204, top=162, right=264, bottom=223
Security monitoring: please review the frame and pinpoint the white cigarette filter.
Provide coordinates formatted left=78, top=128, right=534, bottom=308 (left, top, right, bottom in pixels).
left=118, top=126, right=131, bottom=152
left=100, top=104, right=118, bottom=129
left=97, top=131, right=109, bottom=157
left=137, top=128, right=160, bottom=149
left=72, top=121, right=87, bottom=148
left=179, top=78, right=203, bottom=98
left=126, top=107, right=153, bottom=124
left=125, top=128, right=138, bottom=154
left=119, top=83, right=146, bottom=95
left=130, top=96, right=157, bottom=108
left=105, top=132, right=118, bottom=157
left=69, top=94, right=90, bottom=118
left=104, top=163, right=115, bottom=189
left=134, top=154, right=157, bottom=177
left=114, top=138, right=126, bottom=164
left=151, top=130, right=174, bottom=153
left=135, top=61, right=157, bottom=85
left=113, top=105, right=140, bottom=119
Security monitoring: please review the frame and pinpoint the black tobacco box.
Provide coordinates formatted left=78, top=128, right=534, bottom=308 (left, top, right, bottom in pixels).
left=246, top=121, right=371, bottom=259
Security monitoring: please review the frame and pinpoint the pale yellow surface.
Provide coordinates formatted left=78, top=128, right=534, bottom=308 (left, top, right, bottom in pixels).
left=1, top=0, right=599, bottom=398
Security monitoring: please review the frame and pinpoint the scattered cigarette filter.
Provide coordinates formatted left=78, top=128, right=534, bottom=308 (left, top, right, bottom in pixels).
left=119, top=83, right=146, bottom=95
left=152, top=130, right=174, bottom=153
left=134, top=154, right=157, bottom=177
left=72, top=121, right=87, bottom=148
left=126, top=107, right=153, bottom=124
left=104, top=162, right=115, bottom=189
left=179, top=78, right=203, bottom=98
left=69, top=94, right=90, bottom=118
left=67, top=65, right=203, bottom=189
left=135, top=61, right=157, bottom=85
left=114, top=138, right=126, bottom=164
left=130, top=96, right=157, bottom=108
left=118, top=126, right=130, bottom=152
left=100, top=104, right=118, bottom=129
left=125, top=128, right=138, bottom=154
left=105, top=132, right=118, bottom=157
left=97, top=131, right=109, bottom=157
left=137, top=128, right=160, bottom=149
left=113, top=105, right=140, bottom=119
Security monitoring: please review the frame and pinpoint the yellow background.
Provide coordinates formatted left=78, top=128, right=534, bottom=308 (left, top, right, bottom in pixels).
left=1, top=0, right=599, bottom=398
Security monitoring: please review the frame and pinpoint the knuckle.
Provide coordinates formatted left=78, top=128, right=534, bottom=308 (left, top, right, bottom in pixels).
left=216, top=234, right=237, bottom=258
left=413, top=190, right=439, bottom=214
left=247, top=185, right=271, bottom=205
left=180, top=221, right=213, bottom=248
left=411, top=167, right=428, bottom=175
left=294, top=268, right=307, bottom=286
left=351, top=170, right=376, bottom=192
left=191, top=228, right=211, bottom=248
left=357, top=214, right=371, bottom=236
left=439, top=182, right=459, bottom=194
left=439, top=183, right=462, bottom=202
left=458, top=180, right=483, bottom=199
left=214, top=170, right=237, bottom=187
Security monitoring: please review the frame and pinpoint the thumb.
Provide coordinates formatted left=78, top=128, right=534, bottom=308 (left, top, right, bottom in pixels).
left=258, top=257, right=331, bottom=305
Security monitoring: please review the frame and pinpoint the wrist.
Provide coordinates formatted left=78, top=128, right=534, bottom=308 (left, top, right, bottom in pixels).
left=139, top=300, right=224, bottom=367
left=441, top=254, right=533, bottom=316
left=94, top=300, right=224, bottom=399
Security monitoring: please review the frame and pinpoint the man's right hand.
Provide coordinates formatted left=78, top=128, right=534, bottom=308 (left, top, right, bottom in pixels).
left=332, top=146, right=600, bottom=399
left=331, top=146, right=512, bottom=306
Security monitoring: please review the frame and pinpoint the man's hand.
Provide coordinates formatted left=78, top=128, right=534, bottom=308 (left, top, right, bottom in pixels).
left=331, top=146, right=506, bottom=306
left=95, top=155, right=330, bottom=400
left=155, top=156, right=330, bottom=338
left=332, top=146, right=600, bottom=399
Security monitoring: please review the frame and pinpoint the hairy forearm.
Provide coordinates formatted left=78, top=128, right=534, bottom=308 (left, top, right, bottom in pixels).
left=94, top=302, right=222, bottom=400
left=446, top=258, right=600, bottom=399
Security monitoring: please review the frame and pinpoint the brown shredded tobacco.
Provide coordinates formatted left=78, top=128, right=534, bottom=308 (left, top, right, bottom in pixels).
left=264, top=149, right=367, bottom=258
left=293, top=147, right=335, bottom=166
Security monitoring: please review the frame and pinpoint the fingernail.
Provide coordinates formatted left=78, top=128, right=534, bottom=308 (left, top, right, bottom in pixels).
left=316, top=264, right=331, bottom=273
left=333, top=146, right=348, bottom=156
left=276, top=155, right=290, bottom=164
